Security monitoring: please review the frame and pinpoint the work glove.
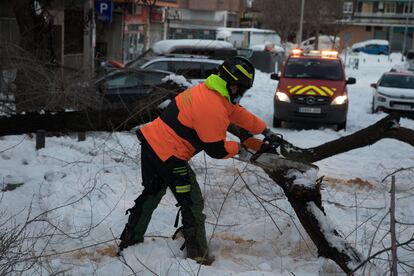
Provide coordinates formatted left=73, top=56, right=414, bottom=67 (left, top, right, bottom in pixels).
left=262, top=128, right=283, bottom=145
left=242, top=137, right=264, bottom=152
left=242, top=137, right=277, bottom=154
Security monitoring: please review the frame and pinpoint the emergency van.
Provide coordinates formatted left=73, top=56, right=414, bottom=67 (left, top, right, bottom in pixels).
left=270, top=49, right=356, bottom=130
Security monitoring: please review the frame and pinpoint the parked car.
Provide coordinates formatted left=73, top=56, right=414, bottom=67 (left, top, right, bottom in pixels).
left=352, top=39, right=390, bottom=55
left=95, top=68, right=188, bottom=113
left=124, top=39, right=239, bottom=85
left=131, top=55, right=223, bottom=85
left=371, top=72, right=414, bottom=115
left=271, top=48, right=356, bottom=131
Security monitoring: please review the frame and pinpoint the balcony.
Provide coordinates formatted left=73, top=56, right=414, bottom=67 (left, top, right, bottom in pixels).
left=354, top=12, right=414, bottom=19
left=353, top=12, right=414, bottom=25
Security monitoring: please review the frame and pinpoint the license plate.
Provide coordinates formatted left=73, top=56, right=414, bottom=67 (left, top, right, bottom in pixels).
left=298, top=107, right=321, bottom=114
left=393, top=104, right=412, bottom=111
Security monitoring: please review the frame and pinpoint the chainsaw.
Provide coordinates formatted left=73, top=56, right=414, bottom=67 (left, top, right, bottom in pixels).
left=235, top=130, right=318, bottom=173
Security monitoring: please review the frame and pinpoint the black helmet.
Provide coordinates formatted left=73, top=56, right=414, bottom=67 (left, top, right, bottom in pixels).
left=218, top=56, right=255, bottom=103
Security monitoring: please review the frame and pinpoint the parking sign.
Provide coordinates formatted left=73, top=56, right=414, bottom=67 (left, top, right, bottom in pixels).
left=96, top=0, right=113, bottom=23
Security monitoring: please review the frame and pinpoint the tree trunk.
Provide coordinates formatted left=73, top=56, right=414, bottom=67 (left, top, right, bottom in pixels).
left=233, top=113, right=414, bottom=274
left=279, top=113, right=414, bottom=163
left=12, top=0, right=57, bottom=112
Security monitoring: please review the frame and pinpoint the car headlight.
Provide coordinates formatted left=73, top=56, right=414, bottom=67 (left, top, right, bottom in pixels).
left=331, top=95, right=348, bottom=105
left=377, top=96, right=386, bottom=102
left=275, top=91, right=290, bottom=102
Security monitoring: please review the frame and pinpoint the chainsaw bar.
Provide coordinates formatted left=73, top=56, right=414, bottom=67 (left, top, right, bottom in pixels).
left=235, top=149, right=318, bottom=173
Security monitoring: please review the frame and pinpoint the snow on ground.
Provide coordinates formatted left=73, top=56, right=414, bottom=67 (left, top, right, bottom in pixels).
left=1, top=52, right=414, bottom=275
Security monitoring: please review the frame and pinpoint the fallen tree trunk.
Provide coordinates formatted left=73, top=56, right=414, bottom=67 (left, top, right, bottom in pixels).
left=279, top=113, right=414, bottom=163
left=233, top=113, right=414, bottom=274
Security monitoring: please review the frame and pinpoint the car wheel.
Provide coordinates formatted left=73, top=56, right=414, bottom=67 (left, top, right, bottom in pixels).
left=336, top=121, right=347, bottom=131
left=371, top=97, right=377, bottom=113
left=273, top=117, right=282, bottom=128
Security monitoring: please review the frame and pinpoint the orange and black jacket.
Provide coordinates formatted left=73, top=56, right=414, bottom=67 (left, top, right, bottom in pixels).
left=140, top=74, right=267, bottom=161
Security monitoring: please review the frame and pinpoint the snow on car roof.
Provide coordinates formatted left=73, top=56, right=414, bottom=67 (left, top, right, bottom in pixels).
left=352, top=39, right=389, bottom=49
left=152, top=39, right=234, bottom=55
left=217, top=27, right=277, bottom=34
left=384, top=71, right=414, bottom=76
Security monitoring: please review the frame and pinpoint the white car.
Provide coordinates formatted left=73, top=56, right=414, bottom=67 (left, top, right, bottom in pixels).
left=371, top=72, right=414, bottom=114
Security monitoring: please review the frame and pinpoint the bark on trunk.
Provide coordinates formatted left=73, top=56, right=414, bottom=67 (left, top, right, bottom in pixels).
left=279, top=113, right=414, bottom=163
left=232, top=113, right=414, bottom=274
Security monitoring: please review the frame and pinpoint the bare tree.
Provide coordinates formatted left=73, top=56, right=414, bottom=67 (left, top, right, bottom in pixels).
left=13, top=0, right=56, bottom=62
left=254, top=0, right=301, bottom=42
left=255, top=0, right=344, bottom=44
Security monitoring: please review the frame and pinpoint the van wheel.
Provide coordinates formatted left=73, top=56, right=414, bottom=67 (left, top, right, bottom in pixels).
left=336, top=121, right=347, bottom=131
left=273, top=117, right=282, bottom=128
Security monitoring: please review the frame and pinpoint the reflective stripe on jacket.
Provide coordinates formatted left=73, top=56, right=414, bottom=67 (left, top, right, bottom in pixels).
left=140, top=74, right=266, bottom=161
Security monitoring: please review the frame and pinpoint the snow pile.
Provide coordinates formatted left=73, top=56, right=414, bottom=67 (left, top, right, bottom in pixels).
left=288, top=168, right=318, bottom=189
left=162, top=74, right=193, bottom=88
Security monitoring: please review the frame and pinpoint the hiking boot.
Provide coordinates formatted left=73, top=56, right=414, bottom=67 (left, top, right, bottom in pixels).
left=193, top=255, right=215, bottom=265
left=118, top=223, right=144, bottom=254
left=182, top=227, right=214, bottom=265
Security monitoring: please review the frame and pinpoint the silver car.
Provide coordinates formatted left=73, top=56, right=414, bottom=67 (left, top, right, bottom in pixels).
left=371, top=72, right=414, bottom=114
left=138, top=56, right=222, bottom=85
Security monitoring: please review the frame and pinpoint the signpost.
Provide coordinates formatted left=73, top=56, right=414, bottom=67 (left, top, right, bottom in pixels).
left=95, top=0, right=113, bottom=23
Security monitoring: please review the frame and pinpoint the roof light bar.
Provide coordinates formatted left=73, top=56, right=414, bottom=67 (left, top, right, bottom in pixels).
left=321, top=50, right=339, bottom=58
left=290, top=48, right=303, bottom=56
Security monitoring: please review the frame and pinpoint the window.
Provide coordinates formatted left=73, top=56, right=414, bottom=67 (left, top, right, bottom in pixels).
left=104, top=72, right=168, bottom=90
left=404, top=2, right=413, bottom=13
left=343, top=2, right=353, bottom=13
left=105, top=75, right=139, bottom=89
left=128, top=24, right=140, bottom=31
left=64, top=10, right=83, bottom=54
left=172, top=62, right=202, bottom=79
left=203, top=63, right=219, bottom=78
left=385, top=2, right=396, bottom=13
left=366, top=26, right=372, bottom=32
left=145, top=61, right=169, bottom=71
left=140, top=72, right=169, bottom=86
left=284, top=58, right=343, bottom=81
left=380, top=75, right=414, bottom=89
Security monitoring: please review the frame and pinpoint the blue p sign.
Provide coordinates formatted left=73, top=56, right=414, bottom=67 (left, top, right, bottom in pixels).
left=96, top=0, right=113, bottom=23
left=99, top=3, right=108, bottom=14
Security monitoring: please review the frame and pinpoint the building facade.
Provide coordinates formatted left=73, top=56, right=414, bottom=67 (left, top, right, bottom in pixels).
left=1, top=0, right=249, bottom=67
left=339, top=0, right=414, bottom=52
left=97, top=0, right=247, bottom=63
left=166, top=0, right=246, bottom=40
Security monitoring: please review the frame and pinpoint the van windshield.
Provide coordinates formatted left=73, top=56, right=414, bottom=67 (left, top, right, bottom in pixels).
left=284, top=58, right=342, bottom=80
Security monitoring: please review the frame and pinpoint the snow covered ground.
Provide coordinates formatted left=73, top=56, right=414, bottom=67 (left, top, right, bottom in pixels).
left=1, top=52, right=414, bottom=275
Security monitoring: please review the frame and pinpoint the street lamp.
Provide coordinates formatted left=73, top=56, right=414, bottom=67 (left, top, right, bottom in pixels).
left=298, top=0, right=305, bottom=45
left=402, top=0, right=413, bottom=60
